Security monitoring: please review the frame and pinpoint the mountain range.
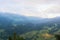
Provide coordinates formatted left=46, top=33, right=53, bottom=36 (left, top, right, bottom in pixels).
left=0, top=12, right=60, bottom=40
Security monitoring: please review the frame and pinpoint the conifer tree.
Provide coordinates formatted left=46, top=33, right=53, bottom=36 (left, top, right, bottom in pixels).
left=8, top=32, right=25, bottom=40
left=13, top=32, right=17, bottom=40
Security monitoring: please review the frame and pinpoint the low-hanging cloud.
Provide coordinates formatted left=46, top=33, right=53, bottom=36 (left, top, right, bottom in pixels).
left=0, top=0, right=60, bottom=18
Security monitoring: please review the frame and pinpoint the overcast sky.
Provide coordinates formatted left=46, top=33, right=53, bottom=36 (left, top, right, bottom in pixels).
left=0, top=0, right=60, bottom=18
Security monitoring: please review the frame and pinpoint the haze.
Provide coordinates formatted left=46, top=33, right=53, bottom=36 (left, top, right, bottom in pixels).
left=0, top=0, right=60, bottom=18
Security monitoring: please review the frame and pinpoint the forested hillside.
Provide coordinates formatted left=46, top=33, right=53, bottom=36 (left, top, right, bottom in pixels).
left=0, top=13, right=60, bottom=40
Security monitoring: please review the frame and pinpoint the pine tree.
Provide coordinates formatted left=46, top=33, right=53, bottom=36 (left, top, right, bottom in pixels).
left=13, top=32, right=17, bottom=40
left=8, top=32, right=25, bottom=40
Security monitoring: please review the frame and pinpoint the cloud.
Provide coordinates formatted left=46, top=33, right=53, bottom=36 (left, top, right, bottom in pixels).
left=44, top=5, right=60, bottom=14
left=0, top=0, right=60, bottom=18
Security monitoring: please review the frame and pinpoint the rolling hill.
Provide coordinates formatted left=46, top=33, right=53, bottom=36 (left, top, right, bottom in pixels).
left=0, top=13, right=60, bottom=40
